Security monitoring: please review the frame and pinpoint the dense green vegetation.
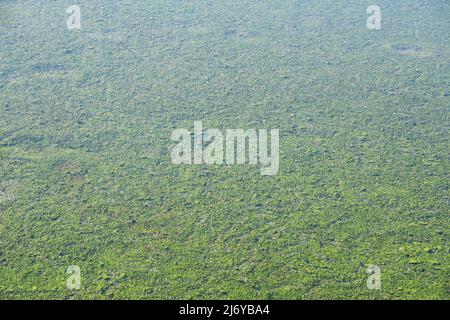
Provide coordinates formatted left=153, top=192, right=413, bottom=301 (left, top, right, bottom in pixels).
left=0, top=0, right=448, bottom=299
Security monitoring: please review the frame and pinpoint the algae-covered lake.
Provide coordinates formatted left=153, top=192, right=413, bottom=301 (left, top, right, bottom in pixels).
left=0, top=0, right=449, bottom=299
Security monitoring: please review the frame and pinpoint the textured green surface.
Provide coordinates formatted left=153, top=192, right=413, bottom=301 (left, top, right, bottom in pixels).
left=0, top=0, right=449, bottom=299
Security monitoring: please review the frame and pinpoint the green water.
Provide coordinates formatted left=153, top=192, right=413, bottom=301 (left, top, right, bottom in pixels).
left=0, top=0, right=449, bottom=299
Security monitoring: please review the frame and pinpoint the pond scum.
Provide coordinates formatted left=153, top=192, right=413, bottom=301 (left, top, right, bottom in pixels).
left=0, top=0, right=449, bottom=299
